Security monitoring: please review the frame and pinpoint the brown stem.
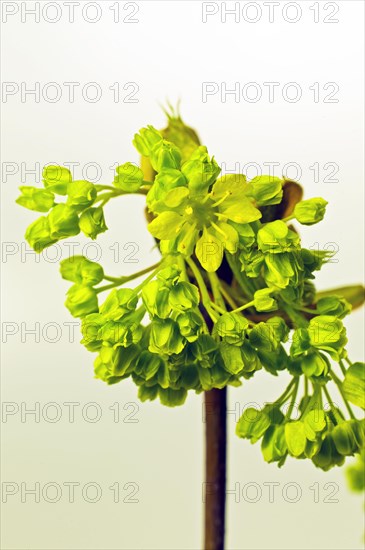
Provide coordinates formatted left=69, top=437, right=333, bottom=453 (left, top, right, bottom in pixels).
left=204, top=387, right=227, bottom=550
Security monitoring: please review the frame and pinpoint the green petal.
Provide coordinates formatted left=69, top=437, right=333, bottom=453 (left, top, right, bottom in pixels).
left=221, top=199, right=261, bottom=224
left=148, top=211, right=184, bottom=240
left=195, top=227, right=223, bottom=272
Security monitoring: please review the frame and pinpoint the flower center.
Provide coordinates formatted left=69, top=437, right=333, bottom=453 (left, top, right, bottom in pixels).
left=184, top=198, right=216, bottom=229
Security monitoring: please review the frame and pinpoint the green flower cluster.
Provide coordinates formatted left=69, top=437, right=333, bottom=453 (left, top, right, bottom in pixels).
left=17, top=112, right=364, bottom=471
left=17, top=166, right=110, bottom=251
left=236, top=398, right=364, bottom=471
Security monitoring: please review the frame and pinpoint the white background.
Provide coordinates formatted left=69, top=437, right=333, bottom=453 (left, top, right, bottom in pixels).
left=1, top=1, right=364, bottom=549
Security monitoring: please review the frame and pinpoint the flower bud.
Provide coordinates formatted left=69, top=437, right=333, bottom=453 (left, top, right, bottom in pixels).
left=253, top=288, right=278, bottom=312
left=16, top=186, right=55, bottom=212
left=149, top=318, right=185, bottom=355
left=150, top=141, right=182, bottom=172
left=43, top=165, right=72, bottom=195
left=95, top=344, right=140, bottom=381
left=99, top=288, right=138, bottom=321
left=215, top=313, right=249, bottom=345
left=142, top=280, right=171, bottom=319
left=332, top=421, right=357, bottom=456
left=182, top=146, right=220, bottom=194
left=79, top=207, right=107, bottom=239
left=67, top=180, right=97, bottom=211
left=114, top=163, right=144, bottom=192
left=48, top=204, right=80, bottom=239
left=133, top=125, right=163, bottom=157
left=25, top=216, right=57, bottom=252
left=300, top=351, right=329, bottom=377
left=312, top=434, right=345, bottom=471
left=294, top=197, right=327, bottom=225
left=258, top=220, right=300, bottom=254
left=65, top=284, right=98, bottom=318
left=176, top=311, right=203, bottom=342
left=169, top=282, right=199, bottom=312
left=60, top=255, right=104, bottom=286
left=316, top=295, right=352, bottom=319
left=308, top=315, right=347, bottom=361
left=245, top=175, right=283, bottom=206
left=236, top=407, right=271, bottom=443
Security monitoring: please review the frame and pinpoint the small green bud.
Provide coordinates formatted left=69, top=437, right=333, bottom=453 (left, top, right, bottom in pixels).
left=332, top=422, right=357, bottom=456
left=149, top=318, right=185, bottom=355
left=151, top=141, right=182, bottom=172
left=264, top=252, right=302, bottom=289
left=95, top=344, right=140, bottom=382
left=60, top=255, right=104, bottom=286
left=316, top=295, right=352, bottom=319
left=154, top=169, right=187, bottom=189
left=65, top=284, right=98, bottom=318
left=312, top=433, right=345, bottom=471
left=48, top=204, right=80, bottom=239
left=301, top=351, right=329, bottom=377
left=16, top=186, right=55, bottom=212
left=258, top=220, right=300, bottom=254
left=25, top=216, right=57, bottom=252
left=308, top=315, right=347, bottom=361
left=215, top=313, right=249, bottom=346
left=133, top=125, right=163, bottom=157
left=169, top=282, right=200, bottom=312
left=114, top=163, right=144, bottom=192
left=182, top=146, right=220, bottom=194
left=142, top=280, right=171, bottom=319
left=79, top=207, right=107, bottom=239
left=67, top=180, right=97, bottom=211
left=294, top=197, right=328, bottom=225
left=245, top=175, right=283, bottom=206
left=253, top=288, right=278, bottom=312
left=99, top=288, right=138, bottom=321
left=236, top=407, right=271, bottom=443
left=156, top=266, right=181, bottom=285
left=176, top=311, right=203, bottom=342
left=219, top=342, right=245, bottom=374
left=42, top=165, right=72, bottom=195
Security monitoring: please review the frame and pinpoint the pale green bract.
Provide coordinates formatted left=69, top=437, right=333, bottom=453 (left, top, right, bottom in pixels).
left=16, top=112, right=365, bottom=473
